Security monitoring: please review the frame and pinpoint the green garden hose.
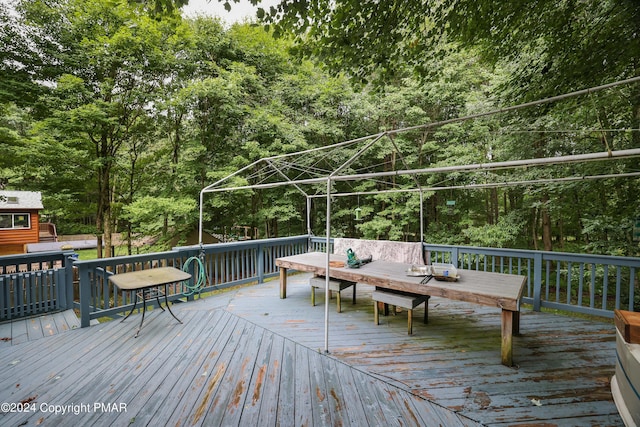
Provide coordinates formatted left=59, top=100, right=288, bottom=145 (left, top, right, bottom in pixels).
left=182, top=255, right=206, bottom=297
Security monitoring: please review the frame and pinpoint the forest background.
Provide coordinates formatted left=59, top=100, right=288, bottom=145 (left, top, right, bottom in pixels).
left=1, top=0, right=639, bottom=258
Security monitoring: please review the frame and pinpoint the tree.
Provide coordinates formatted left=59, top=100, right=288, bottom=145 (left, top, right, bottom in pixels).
left=12, top=0, right=191, bottom=256
left=4, top=0, right=638, bottom=256
left=246, top=1, right=640, bottom=90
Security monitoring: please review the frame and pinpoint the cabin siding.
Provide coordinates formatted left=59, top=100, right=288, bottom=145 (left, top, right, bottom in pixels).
left=0, top=211, right=39, bottom=255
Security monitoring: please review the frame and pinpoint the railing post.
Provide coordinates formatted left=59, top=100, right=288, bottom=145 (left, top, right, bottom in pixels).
left=533, top=252, right=543, bottom=312
left=79, top=264, right=92, bottom=327
left=68, top=256, right=76, bottom=309
left=55, top=268, right=65, bottom=311
left=257, top=242, right=265, bottom=283
left=60, top=251, right=76, bottom=310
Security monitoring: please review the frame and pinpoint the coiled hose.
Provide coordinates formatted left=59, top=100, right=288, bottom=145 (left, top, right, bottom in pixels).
left=182, top=255, right=206, bottom=297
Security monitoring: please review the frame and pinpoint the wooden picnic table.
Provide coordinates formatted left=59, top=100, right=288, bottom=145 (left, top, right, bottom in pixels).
left=276, top=252, right=526, bottom=366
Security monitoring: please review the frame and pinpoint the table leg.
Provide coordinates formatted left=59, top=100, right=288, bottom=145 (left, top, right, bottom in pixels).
left=121, top=290, right=139, bottom=322
left=155, top=286, right=166, bottom=312
left=135, top=288, right=148, bottom=338
left=163, top=284, right=183, bottom=324
left=501, top=309, right=515, bottom=366
left=280, top=267, right=287, bottom=299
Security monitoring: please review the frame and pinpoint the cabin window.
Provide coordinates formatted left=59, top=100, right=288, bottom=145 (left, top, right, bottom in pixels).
left=0, top=213, right=31, bottom=229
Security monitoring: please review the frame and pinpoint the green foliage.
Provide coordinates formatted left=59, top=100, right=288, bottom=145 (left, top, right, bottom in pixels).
left=122, top=195, right=196, bottom=237
left=462, top=211, right=526, bottom=248
left=582, top=215, right=639, bottom=257
left=1, top=0, right=639, bottom=258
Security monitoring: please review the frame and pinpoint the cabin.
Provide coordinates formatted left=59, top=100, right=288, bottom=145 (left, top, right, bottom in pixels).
left=0, top=190, right=44, bottom=256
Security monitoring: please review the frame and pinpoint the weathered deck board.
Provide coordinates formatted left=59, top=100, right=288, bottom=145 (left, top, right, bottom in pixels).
left=149, top=311, right=240, bottom=426
left=0, top=273, right=624, bottom=426
left=227, top=274, right=623, bottom=426
left=0, top=309, right=80, bottom=348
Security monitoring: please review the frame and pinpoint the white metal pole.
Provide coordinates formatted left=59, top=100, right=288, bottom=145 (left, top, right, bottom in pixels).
left=307, top=196, right=312, bottom=236
left=420, top=191, right=424, bottom=243
left=198, top=190, right=205, bottom=246
left=324, top=179, right=332, bottom=353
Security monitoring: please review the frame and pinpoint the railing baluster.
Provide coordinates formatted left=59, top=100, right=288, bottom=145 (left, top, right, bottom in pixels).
left=630, top=268, right=636, bottom=312
left=566, top=262, right=571, bottom=305
left=578, top=263, right=584, bottom=307
left=615, top=266, right=622, bottom=310
left=602, top=264, right=609, bottom=311
left=590, top=264, right=596, bottom=309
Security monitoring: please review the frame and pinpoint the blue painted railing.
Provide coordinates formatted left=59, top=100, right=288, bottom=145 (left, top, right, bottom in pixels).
left=425, top=244, right=639, bottom=318
left=0, top=251, right=76, bottom=320
left=74, top=236, right=309, bottom=327
left=2, top=235, right=638, bottom=325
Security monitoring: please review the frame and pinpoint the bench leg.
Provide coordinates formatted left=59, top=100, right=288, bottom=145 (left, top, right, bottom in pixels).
left=408, top=309, right=413, bottom=335
left=352, top=283, right=357, bottom=304
left=374, top=300, right=379, bottom=325
left=424, top=296, right=430, bottom=324
left=336, top=290, right=341, bottom=313
left=311, top=286, right=316, bottom=306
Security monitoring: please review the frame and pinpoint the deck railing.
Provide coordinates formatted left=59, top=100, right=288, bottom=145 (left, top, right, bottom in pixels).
left=424, top=244, right=639, bottom=317
left=0, top=251, right=76, bottom=320
left=74, top=235, right=309, bottom=327
left=1, top=235, right=638, bottom=325
left=310, top=237, right=639, bottom=317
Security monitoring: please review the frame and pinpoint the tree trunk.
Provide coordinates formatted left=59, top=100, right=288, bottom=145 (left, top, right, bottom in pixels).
left=485, top=192, right=490, bottom=224
left=490, top=188, right=499, bottom=224
left=127, top=222, right=133, bottom=256
left=96, top=234, right=103, bottom=259
left=541, top=193, right=553, bottom=251
left=96, top=172, right=106, bottom=259
left=532, top=207, right=539, bottom=250
left=485, top=188, right=499, bottom=225
left=163, top=215, right=168, bottom=237
left=96, top=134, right=114, bottom=258
left=104, top=204, right=113, bottom=258
left=557, top=216, right=564, bottom=250
left=503, top=191, right=508, bottom=216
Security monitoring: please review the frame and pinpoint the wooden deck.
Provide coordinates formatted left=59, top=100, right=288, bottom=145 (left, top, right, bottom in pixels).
left=0, top=273, right=624, bottom=426
left=0, top=309, right=80, bottom=344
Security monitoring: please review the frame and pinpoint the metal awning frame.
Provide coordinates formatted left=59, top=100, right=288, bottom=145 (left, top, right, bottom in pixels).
left=197, top=76, right=640, bottom=353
